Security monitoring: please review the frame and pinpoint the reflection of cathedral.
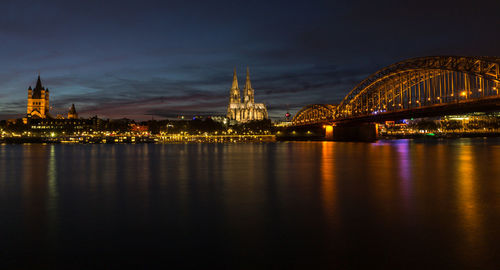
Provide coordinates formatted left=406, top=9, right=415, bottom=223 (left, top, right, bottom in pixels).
left=227, top=68, right=268, bottom=122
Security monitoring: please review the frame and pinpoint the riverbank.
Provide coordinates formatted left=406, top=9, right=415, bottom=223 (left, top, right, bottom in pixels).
left=0, top=134, right=276, bottom=144
left=1, top=132, right=498, bottom=143
left=379, top=131, right=500, bottom=139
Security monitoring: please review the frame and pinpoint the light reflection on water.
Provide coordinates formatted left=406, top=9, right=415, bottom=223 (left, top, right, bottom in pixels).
left=0, top=139, right=499, bottom=268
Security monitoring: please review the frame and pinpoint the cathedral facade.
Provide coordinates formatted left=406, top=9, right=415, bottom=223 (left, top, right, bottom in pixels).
left=227, top=68, right=268, bottom=122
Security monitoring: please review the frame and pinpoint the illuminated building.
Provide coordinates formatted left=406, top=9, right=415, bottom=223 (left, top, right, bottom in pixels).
left=68, top=104, right=78, bottom=119
left=227, top=68, right=268, bottom=122
left=210, top=116, right=229, bottom=125
left=27, top=75, right=50, bottom=119
left=28, top=118, right=93, bottom=132
left=22, top=75, right=89, bottom=132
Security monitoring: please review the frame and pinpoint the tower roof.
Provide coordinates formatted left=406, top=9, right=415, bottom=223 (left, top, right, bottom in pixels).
left=231, top=68, right=239, bottom=90
left=32, top=75, right=44, bottom=99
left=245, top=67, right=252, bottom=90
left=35, top=75, right=42, bottom=90
left=69, top=104, right=77, bottom=114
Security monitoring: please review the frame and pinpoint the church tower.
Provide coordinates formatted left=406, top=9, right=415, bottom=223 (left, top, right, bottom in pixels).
left=243, top=67, right=254, bottom=104
left=227, top=68, right=242, bottom=121
left=229, top=68, right=241, bottom=104
left=27, top=75, right=50, bottom=118
left=68, top=104, right=78, bottom=119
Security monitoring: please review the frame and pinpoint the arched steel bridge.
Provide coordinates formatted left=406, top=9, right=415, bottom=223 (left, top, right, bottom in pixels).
left=291, top=104, right=336, bottom=125
left=292, top=56, right=500, bottom=126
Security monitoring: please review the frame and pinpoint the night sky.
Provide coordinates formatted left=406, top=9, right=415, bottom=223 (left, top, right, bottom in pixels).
left=1, top=0, right=499, bottom=120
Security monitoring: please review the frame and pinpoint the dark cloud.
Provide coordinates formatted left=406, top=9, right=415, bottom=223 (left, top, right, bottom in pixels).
left=1, top=0, right=499, bottom=120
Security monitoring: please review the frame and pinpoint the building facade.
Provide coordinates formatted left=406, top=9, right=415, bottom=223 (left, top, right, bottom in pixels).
left=24, top=75, right=84, bottom=130
left=27, top=75, right=50, bottom=118
left=227, top=68, right=268, bottom=122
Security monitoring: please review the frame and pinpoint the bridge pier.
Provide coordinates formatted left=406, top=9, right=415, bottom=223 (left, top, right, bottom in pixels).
left=325, top=125, right=333, bottom=140
left=326, top=123, right=378, bottom=142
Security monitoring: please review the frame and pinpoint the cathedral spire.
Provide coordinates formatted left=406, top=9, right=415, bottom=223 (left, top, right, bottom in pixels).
left=231, top=68, right=239, bottom=90
left=245, top=67, right=252, bottom=90
left=229, top=67, right=241, bottom=104
left=243, top=67, right=254, bottom=104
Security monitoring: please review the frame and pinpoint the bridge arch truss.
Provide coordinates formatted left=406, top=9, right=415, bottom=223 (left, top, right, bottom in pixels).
left=334, top=56, right=500, bottom=119
left=291, top=104, right=336, bottom=126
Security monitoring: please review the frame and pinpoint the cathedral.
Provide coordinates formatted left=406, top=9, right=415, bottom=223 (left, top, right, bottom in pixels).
left=227, top=68, right=268, bottom=122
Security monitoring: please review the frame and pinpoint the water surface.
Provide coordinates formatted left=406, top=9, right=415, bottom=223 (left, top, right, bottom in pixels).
left=0, top=139, right=499, bottom=268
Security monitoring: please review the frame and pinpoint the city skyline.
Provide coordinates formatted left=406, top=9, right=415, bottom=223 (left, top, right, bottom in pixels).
left=1, top=2, right=500, bottom=269
left=1, top=0, right=499, bottom=120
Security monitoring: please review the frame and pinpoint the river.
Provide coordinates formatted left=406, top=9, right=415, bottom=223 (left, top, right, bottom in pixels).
left=0, top=139, right=499, bottom=268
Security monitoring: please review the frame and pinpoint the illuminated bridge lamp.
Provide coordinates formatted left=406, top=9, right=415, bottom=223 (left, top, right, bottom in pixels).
left=460, top=91, right=467, bottom=97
